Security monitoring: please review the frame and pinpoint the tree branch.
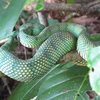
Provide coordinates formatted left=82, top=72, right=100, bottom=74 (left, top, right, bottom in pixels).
left=24, top=1, right=100, bottom=16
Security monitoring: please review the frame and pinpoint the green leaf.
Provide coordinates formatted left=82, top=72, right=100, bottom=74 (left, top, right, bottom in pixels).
left=89, top=68, right=100, bottom=94
left=35, top=0, right=44, bottom=11
left=37, top=65, right=91, bottom=100
left=88, top=46, right=100, bottom=68
left=88, top=46, right=100, bottom=94
left=8, top=64, right=62, bottom=100
left=9, top=62, right=80, bottom=100
left=9, top=62, right=91, bottom=100
left=0, top=0, right=26, bottom=40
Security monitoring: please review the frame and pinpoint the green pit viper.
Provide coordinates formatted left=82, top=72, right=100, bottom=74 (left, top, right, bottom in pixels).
left=0, top=18, right=100, bottom=82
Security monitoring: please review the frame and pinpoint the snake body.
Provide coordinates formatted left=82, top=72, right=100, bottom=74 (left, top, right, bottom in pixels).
left=19, top=23, right=86, bottom=48
left=0, top=21, right=99, bottom=82
left=18, top=18, right=58, bottom=48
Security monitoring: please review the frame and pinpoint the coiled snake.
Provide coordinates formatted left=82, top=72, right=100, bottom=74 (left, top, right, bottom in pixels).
left=0, top=19, right=99, bottom=82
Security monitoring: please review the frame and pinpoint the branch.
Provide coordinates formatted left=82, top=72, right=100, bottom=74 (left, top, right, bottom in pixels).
left=24, top=1, right=100, bottom=16
left=43, top=3, right=83, bottom=12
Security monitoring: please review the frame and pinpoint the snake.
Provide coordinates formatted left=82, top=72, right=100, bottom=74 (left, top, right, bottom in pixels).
left=0, top=19, right=99, bottom=82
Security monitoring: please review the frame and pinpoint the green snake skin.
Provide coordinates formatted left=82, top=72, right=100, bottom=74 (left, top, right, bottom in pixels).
left=0, top=31, right=76, bottom=82
left=18, top=18, right=58, bottom=48
left=0, top=21, right=99, bottom=82
left=19, top=22, right=86, bottom=48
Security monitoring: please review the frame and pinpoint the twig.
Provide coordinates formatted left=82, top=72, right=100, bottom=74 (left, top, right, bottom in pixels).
left=62, top=12, right=80, bottom=22
left=23, top=47, right=27, bottom=59
left=37, top=11, right=48, bottom=26
left=43, top=3, right=83, bottom=12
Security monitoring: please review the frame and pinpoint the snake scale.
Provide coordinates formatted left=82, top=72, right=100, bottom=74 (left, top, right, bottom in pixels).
left=0, top=19, right=99, bottom=82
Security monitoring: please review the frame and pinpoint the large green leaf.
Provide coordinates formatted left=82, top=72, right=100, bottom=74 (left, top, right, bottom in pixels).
left=8, top=64, right=62, bottom=100
left=88, top=47, right=100, bottom=94
left=9, top=62, right=92, bottom=100
left=9, top=62, right=87, bottom=100
left=37, top=65, right=91, bottom=100
left=0, top=0, right=26, bottom=40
